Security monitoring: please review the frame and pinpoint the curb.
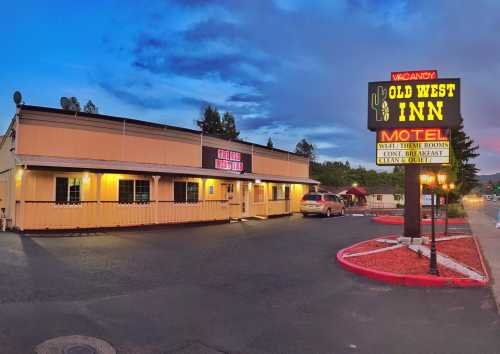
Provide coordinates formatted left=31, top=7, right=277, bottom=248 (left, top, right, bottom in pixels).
left=371, top=216, right=467, bottom=225
left=336, top=237, right=489, bottom=288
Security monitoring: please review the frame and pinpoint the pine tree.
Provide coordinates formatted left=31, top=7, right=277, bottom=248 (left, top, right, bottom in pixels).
left=295, top=139, right=316, bottom=160
left=221, top=112, right=239, bottom=139
left=266, top=137, right=274, bottom=148
left=83, top=100, right=98, bottom=114
left=451, top=121, right=480, bottom=195
left=60, top=96, right=81, bottom=111
left=197, top=106, right=223, bottom=136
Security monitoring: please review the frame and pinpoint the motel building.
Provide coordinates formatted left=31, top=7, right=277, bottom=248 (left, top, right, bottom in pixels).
left=0, top=105, right=318, bottom=231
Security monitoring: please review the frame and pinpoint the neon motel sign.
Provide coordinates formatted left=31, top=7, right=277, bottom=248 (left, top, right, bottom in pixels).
left=215, top=148, right=244, bottom=172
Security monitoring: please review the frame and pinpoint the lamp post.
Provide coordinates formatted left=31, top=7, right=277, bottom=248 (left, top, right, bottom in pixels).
left=420, top=171, right=447, bottom=276
left=441, top=182, right=455, bottom=236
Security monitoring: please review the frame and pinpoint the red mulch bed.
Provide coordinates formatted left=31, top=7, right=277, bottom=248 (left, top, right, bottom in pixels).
left=371, top=216, right=467, bottom=225
left=344, top=240, right=393, bottom=255
left=347, top=246, right=464, bottom=277
left=437, top=237, right=484, bottom=274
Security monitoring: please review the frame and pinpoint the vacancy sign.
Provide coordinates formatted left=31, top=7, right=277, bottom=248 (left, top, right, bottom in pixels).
left=391, top=70, right=438, bottom=81
left=376, top=128, right=450, bottom=165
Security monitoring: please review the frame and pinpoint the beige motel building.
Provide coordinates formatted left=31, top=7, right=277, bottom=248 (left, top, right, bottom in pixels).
left=0, top=105, right=318, bottom=231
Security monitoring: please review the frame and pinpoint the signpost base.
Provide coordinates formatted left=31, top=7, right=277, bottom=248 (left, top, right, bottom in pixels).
left=404, top=165, right=421, bottom=239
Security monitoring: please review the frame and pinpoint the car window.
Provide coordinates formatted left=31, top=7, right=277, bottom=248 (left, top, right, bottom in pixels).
left=302, top=194, right=322, bottom=201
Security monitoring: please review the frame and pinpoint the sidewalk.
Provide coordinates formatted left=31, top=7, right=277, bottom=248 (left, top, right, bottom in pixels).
left=466, top=206, right=500, bottom=313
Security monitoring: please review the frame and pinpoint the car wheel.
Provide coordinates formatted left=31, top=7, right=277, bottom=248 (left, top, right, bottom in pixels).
left=326, top=208, right=331, bottom=217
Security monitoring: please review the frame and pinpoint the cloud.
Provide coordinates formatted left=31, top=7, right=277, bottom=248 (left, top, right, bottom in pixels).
left=227, top=93, right=264, bottom=103
left=94, top=0, right=500, bottom=172
left=98, top=81, right=169, bottom=110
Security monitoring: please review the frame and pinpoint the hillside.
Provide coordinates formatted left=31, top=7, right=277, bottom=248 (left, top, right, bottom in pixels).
left=478, top=173, right=500, bottom=183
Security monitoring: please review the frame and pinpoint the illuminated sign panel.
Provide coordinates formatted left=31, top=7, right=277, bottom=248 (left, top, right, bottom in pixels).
left=367, top=78, right=460, bottom=131
left=376, top=128, right=450, bottom=166
left=391, top=70, right=438, bottom=81
left=202, top=146, right=252, bottom=173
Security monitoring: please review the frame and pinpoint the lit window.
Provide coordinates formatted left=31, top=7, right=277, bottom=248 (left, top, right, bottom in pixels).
left=55, top=177, right=81, bottom=204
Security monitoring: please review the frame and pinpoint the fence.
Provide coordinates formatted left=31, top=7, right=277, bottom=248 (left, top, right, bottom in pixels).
left=17, top=200, right=230, bottom=230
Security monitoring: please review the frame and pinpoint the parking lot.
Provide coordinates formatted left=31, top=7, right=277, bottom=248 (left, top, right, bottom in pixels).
left=1, top=214, right=499, bottom=353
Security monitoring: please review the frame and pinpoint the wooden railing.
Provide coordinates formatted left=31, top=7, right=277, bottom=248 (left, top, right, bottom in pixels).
left=17, top=200, right=230, bottom=230
left=253, top=202, right=267, bottom=216
left=268, top=199, right=291, bottom=216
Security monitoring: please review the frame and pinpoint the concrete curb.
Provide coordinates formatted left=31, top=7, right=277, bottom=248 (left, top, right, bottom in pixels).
left=337, top=237, right=489, bottom=288
left=371, top=216, right=467, bottom=225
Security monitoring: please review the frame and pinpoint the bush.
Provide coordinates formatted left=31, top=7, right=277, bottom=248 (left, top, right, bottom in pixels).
left=447, top=203, right=466, bottom=218
left=396, top=203, right=404, bottom=208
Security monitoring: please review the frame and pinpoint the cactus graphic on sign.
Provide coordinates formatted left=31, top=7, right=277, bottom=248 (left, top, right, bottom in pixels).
left=371, top=86, right=389, bottom=122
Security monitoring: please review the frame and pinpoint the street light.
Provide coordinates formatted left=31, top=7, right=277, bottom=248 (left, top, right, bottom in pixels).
left=441, top=182, right=455, bottom=236
left=419, top=170, right=447, bottom=276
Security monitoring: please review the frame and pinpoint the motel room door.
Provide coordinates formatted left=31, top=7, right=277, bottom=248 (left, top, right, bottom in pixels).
left=241, top=182, right=250, bottom=218
left=285, top=185, right=291, bottom=213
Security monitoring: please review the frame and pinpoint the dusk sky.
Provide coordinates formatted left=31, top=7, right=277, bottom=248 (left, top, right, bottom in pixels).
left=1, top=0, right=499, bottom=173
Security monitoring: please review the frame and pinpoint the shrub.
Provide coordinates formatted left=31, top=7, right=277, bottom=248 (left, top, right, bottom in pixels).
left=447, top=203, right=466, bottom=218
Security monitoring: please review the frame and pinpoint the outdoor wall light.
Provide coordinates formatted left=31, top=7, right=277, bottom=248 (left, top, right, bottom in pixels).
left=255, top=179, right=261, bottom=184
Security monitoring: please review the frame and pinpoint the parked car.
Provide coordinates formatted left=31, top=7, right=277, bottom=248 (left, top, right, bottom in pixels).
left=301, top=193, right=345, bottom=217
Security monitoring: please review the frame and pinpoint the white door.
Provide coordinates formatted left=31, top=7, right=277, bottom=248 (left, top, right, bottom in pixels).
left=241, top=183, right=250, bottom=217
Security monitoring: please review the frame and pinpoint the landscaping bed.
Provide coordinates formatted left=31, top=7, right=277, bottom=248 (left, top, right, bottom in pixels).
left=371, top=215, right=467, bottom=225
left=337, top=235, right=488, bottom=287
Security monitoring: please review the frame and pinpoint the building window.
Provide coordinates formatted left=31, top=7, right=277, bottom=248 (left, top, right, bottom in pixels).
left=272, top=186, right=278, bottom=201
left=254, top=185, right=264, bottom=202
left=221, top=183, right=234, bottom=200
left=118, top=179, right=150, bottom=203
left=135, top=180, right=150, bottom=203
left=119, top=180, right=134, bottom=203
left=376, top=194, right=382, bottom=201
left=394, top=194, right=401, bottom=201
left=187, top=182, right=199, bottom=202
left=55, top=177, right=81, bottom=204
left=174, top=181, right=199, bottom=203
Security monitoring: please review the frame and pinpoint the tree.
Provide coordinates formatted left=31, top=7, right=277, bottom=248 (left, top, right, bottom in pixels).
left=295, top=138, right=316, bottom=160
left=60, top=96, right=81, bottom=111
left=450, top=121, right=480, bottom=195
left=197, top=105, right=223, bottom=136
left=83, top=100, right=98, bottom=114
left=266, top=137, right=274, bottom=148
left=221, top=112, right=239, bottom=139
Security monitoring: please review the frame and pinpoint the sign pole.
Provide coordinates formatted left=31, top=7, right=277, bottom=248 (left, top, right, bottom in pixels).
left=404, top=165, right=421, bottom=239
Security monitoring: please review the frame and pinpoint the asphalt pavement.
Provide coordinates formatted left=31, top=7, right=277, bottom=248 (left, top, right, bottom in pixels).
left=1, top=214, right=499, bottom=354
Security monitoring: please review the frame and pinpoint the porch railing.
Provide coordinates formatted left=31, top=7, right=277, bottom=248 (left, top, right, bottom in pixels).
left=17, top=200, right=230, bottom=230
left=268, top=199, right=291, bottom=216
